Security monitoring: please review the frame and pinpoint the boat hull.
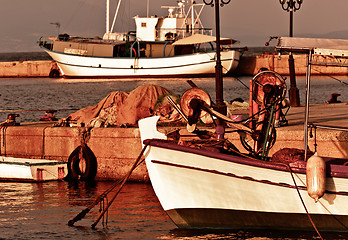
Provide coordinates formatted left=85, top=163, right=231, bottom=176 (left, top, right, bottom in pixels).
left=167, top=208, right=348, bottom=231
left=144, top=142, right=348, bottom=231
left=139, top=117, right=348, bottom=231
left=44, top=48, right=241, bottom=78
left=0, top=156, right=68, bottom=182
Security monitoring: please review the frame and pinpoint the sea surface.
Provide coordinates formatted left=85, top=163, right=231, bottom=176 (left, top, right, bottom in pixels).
left=1, top=181, right=348, bottom=240
left=0, top=76, right=347, bottom=240
left=0, top=76, right=347, bottom=122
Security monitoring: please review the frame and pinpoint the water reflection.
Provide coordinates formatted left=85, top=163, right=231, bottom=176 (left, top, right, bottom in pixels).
left=0, top=181, right=175, bottom=239
left=1, top=181, right=348, bottom=239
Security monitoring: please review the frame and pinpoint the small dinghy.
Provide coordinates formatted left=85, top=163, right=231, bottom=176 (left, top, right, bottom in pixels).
left=0, top=156, right=67, bottom=182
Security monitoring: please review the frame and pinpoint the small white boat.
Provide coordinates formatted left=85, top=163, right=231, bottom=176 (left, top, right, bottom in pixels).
left=138, top=37, right=348, bottom=232
left=0, top=156, right=68, bottom=182
left=39, top=0, right=243, bottom=78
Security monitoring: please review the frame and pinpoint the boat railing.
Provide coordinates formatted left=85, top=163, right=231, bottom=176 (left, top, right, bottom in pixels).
left=308, top=123, right=348, bottom=153
left=38, top=36, right=54, bottom=50
left=155, top=28, right=212, bottom=41
left=38, top=36, right=111, bottom=51
left=130, top=39, right=140, bottom=58
left=39, top=32, right=137, bottom=49
left=308, top=123, right=348, bottom=132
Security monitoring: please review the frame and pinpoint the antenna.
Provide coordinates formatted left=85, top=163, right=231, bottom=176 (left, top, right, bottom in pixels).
left=147, top=0, right=149, bottom=17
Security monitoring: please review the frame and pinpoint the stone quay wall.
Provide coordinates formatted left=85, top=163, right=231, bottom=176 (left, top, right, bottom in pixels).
left=1, top=124, right=346, bottom=181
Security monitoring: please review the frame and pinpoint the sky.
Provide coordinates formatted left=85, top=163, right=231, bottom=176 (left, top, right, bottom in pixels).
left=1, top=0, right=348, bottom=52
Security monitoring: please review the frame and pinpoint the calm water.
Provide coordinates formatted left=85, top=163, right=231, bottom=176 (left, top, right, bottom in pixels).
left=0, top=76, right=347, bottom=122
left=0, top=76, right=347, bottom=239
left=1, top=181, right=348, bottom=240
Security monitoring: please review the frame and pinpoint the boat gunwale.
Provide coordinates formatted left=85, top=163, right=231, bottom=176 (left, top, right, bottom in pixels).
left=0, top=160, right=67, bottom=167
left=150, top=159, right=348, bottom=196
left=143, top=139, right=348, bottom=178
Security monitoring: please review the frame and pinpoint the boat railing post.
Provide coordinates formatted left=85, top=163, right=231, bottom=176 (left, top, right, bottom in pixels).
left=163, top=41, right=174, bottom=57
left=304, top=49, right=313, bottom=159
left=130, top=40, right=140, bottom=58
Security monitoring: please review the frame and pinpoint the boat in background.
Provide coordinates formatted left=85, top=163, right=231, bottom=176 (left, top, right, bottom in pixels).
left=138, top=37, right=348, bottom=232
left=39, top=0, right=244, bottom=78
left=0, top=156, right=67, bottom=182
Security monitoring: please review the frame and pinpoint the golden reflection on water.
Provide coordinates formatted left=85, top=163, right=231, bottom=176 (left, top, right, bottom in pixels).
left=1, top=181, right=348, bottom=239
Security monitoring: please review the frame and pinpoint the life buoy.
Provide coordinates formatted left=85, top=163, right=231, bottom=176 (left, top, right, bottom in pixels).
left=67, top=145, right=97, bottom=181
left=49, top=69, right=60, bottom=78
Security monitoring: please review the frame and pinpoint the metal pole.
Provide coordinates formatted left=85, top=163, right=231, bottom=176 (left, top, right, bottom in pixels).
left=304, top=50, right=312, bottom=159
left=214, top=0, right=227, bottom=140
left=288, top=1, right=301, bottom=107
left=215, top=0, right=223, bottom=108
left=288, top=54, right=300, bottom=106
left=289, top=7, right=293, bottom=37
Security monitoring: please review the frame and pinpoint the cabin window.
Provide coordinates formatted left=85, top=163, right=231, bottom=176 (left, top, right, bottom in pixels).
left=141, top=22, right=147, bottom=28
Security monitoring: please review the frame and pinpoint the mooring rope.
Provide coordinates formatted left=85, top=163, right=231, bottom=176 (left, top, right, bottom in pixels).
left=0, top=108, right=79, bottom=113
left=42, top=168, right=66, bottom=181
left=67, top=143, right=148, bottom=228
left=311, top=68, right=348, bottom=86
left=292, top=169, right=348, bottom=231
left=284, top=164, right=323, bottom=239
left=91, top=146, right=147, bottom=229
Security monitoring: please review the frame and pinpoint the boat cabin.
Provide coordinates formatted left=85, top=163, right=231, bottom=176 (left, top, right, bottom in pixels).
left=134, top=16, right=189, bottom=42
left=39, top=0, right=236, bottom=59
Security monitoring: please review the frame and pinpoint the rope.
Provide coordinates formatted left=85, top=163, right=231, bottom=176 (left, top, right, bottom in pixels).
left=42, top=168, right=59, bottom=179
left=0, top=108, right=79, bottom=113
left=91, top=145, right=147, bottom=229
left=284, top=164, right=323, bottom=239
left=234, top=76, right=250, bottom=90
left=79, top=127, right=92, bottom=146
left=67, top=143, right=148, bottom=227
left=60, top=0, right=88, bottom=33
left=292, top=170, right=348, bottom=231
left=311, top=69, right=348, bottom=86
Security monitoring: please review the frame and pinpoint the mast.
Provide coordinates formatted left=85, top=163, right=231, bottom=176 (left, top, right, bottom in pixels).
left=110, top=0, right=122, bottom=33
left=106, top=0, right=110, bottom=34
left=191, top=0, right=195, bottom=30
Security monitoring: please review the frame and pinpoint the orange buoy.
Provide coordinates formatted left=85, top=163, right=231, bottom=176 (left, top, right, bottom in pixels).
left=306, top=152, right=326, bottom=202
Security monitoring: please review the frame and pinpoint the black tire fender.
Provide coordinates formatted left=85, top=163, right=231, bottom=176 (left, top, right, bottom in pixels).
left=67, top=145, right=97, bottom=181
left=49, top=69, right=60, bottom=78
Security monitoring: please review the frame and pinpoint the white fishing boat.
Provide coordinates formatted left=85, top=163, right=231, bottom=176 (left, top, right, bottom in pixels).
left=0, top=156, right=68, bottom=182
left=39, top=0, right=243, bottom=78
left=138, top=37, right=348, bottom=232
